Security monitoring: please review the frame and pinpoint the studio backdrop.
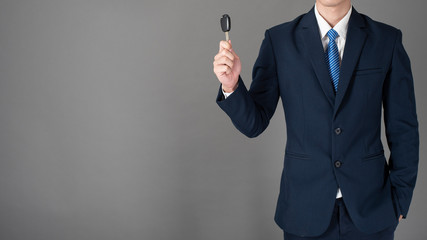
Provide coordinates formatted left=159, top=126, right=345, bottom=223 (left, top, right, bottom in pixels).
left=0, top=0, right=425, bottom=239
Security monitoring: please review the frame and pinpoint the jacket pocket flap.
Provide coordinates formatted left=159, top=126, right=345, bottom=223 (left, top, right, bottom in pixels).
left=362, top=149, right=385, bottom=161
left=285, top=150, right=310, bottom=160
left=355, top=68, right=383, bottom=76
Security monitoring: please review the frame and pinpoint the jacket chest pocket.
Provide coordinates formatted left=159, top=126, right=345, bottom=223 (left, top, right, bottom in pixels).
left=354, top=67, right=383, bottom=76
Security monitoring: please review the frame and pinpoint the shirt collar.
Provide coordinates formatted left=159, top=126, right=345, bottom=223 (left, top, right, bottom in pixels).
left=314, top=4, right=352, bottom=41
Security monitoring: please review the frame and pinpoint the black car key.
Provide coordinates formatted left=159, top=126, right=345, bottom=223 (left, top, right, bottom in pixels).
left=220, top=14, right=231, bottom=41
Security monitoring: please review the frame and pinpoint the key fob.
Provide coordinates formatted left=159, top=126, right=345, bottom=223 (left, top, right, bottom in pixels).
left=220, top=14, right=231, bottom=32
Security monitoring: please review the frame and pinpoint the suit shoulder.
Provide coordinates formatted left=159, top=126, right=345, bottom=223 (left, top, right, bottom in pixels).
left=359, top=13, right=401, bottom=37
left=266, top=13, right=306, bottom=35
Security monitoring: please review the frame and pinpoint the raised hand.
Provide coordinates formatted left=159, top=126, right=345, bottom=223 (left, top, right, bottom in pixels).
left=213, top=40, right=241, bottom=93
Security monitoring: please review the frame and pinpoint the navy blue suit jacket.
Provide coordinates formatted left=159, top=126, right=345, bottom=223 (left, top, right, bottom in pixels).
left=216, top=7, right=419, bottom=237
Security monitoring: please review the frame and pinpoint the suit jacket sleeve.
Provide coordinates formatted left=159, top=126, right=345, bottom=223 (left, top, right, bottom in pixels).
left=216, top=30, right=280, bottom=138
left=383, top=30, right=419, bottom=218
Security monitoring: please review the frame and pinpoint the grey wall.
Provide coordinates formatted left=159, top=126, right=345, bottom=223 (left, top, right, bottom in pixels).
left=0, top=0, right=425, bottom=239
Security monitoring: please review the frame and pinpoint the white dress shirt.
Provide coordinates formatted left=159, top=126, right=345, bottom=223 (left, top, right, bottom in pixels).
left=315, top=4, right=352, bottom=199
left=222, top=4, right=353, bottom=198
left=315, top=4, right=352, bottom=64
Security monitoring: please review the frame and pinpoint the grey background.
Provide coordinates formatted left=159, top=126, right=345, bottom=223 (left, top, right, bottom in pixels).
left=0, top=0, right=425, bottom=239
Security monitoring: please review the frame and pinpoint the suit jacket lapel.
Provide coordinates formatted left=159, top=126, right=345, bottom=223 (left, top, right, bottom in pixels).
left=298, top=7, right=368, bottom=114
left=299, top=8, right=335, bottom=108
left=333, top=8, right=367, bottom=118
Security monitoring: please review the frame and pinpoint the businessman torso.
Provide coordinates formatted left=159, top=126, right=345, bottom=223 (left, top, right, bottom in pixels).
left=216, top=7, right=418, bottom=237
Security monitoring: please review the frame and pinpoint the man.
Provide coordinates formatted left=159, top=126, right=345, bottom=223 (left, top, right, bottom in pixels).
left=213, top=0, right=419, bottom=239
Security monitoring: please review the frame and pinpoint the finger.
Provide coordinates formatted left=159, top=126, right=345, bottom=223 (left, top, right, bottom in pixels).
left=214, top=65, right=231, bottom=75
left=214, top=63, right=231, bottom=73
left=214, top=49, right=234, bottom=61
left=214, top=56, right=234, bottom=69
left=219, top=40, right=231, bottom=51
left=214, top=62, right=234, bottom=74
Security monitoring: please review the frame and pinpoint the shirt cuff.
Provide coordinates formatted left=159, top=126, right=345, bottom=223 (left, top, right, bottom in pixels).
left=222, top=84, right=237, bottom=99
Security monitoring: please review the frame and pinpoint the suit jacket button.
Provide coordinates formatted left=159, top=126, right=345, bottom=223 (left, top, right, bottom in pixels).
left=335, top=128, right=342, bottom=135
left=335, top=161, right=342, bottom=168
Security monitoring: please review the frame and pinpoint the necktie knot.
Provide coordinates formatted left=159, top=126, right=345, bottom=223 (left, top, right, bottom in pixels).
left=327, top=29, right=339, bottom=42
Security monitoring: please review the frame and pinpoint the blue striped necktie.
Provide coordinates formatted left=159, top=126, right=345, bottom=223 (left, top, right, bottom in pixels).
left=326, top=29, right=340, bottom=93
